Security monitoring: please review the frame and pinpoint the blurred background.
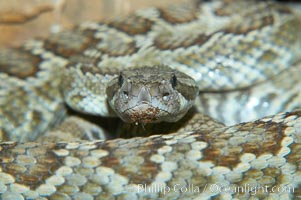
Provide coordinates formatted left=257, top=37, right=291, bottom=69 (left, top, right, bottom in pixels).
left=0, top=0, right=300, bottom=48
left=0, top=0, right=190, bottom=47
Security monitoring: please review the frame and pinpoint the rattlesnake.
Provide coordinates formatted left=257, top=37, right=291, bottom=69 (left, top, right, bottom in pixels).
left=1, top=0, right=301, bottom=199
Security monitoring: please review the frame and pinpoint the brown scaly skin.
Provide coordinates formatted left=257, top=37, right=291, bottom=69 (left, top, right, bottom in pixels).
left=1, top=0, right=300, bottom=140
left=0, top=111, right=301, bottom=199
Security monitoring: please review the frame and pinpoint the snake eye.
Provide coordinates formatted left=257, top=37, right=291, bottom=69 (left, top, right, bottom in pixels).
left=163, top=92, right=170, bottom=101
left=170, top=74, right=177, bottom=88
left=122, top=91, right=129, bottom=100
left=118, top=73, right=124, bottom=87
left=163, top=92, right=170, bottom=97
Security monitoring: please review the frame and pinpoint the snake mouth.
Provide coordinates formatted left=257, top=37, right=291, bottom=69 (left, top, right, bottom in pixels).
left=121, top=103, right=170, bottom=124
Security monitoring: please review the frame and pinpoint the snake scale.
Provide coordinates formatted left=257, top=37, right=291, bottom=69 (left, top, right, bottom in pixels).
left=1, top=0, right=301, bottom=199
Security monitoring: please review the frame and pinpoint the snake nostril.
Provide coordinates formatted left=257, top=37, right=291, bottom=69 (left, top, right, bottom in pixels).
left=118, top=74, right=124, bottom=87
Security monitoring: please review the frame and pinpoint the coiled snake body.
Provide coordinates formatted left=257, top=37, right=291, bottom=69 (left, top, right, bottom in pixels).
left=0, top=0, right=301, bottom=199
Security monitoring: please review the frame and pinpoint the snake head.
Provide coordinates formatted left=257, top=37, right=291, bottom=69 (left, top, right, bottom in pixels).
left=106, top=65, right=199, bottom=124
